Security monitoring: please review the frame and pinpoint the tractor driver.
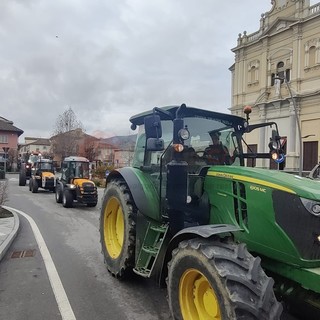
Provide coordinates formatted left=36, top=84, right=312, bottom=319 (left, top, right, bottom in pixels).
left=203, top=131, right=233, bottom=165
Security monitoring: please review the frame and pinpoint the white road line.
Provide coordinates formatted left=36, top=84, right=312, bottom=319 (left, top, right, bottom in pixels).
left=5, top=206, right=76, bottom=320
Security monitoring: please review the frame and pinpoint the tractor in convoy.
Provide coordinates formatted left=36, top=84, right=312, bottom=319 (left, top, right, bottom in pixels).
left=29, top=158, right=55, bottom=193
left=55, top=156, right=98, bottom=208
left=99, top=104, right=320, bottom=320
left=18, top=153, right=40, bottom=186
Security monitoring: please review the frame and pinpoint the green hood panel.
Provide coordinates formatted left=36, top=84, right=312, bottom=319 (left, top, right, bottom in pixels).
left=204, top=165, right=320, bottom=268
left=207, top=166, right=320, bottom=200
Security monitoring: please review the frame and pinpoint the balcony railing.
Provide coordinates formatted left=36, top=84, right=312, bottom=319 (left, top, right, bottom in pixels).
left=309, top=3, right=320, bottom=15
left=236, top=2, right=320, bottom=47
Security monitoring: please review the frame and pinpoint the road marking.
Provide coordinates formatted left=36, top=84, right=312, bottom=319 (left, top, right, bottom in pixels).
left=5, top=206, right=76, bottom=320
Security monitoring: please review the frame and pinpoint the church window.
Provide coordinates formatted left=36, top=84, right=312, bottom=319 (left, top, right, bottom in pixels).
left=271, top=61, right=290, bottom=86
left=248, top=60, right=259, bottom=85
left=309, top=46, right=316, bottom=66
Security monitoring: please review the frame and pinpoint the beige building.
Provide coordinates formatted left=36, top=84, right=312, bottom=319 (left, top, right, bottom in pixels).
left=230, top=0, right=320, bottom=172
left=19, top=137, right=52, bottom=158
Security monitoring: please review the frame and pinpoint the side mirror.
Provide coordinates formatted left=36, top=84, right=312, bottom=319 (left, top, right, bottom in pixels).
left=144, top=114, right=162, bottom=139
left=144, top=114, right=164, bottom=151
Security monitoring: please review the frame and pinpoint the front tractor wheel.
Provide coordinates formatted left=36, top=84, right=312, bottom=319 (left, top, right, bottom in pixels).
left=31, top=179, right=38, bottom=193
left=62, top=189, right=73, bottom=208
left=100, top=179, right=136, bottom=279
left=167, top=238, right=283, bottom=320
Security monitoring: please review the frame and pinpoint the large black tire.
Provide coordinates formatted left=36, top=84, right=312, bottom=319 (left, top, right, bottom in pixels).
left=55, top=184, right=63, bottom=203
left=167, top=238, right=283, bottom=320
left=62, top=189, right=73, bottom=208
left=31, top=179, right=38, bottom=193
left=87, top=202, right=97, bottom=207
left=100, top=179, right=136, bottom=279
left=29, top=178, right=32, bottom=191
left=19, top=170, right=26, bottom=186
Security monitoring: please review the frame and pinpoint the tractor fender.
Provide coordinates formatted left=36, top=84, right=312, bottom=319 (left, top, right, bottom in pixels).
left=173, top=224, right=242, bottom=240
left=106, top=167, right=160, bottom=220
left=157, top=224, right=243, bottom=286
left=56, top=179, right=77, bottom=191
left=56, top=179, right=64, bottom=191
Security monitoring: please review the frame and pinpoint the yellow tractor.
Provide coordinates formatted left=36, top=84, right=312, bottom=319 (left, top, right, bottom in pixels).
left=29, top=158, right=55, bottom=193
left=55, top=156, right=97, bottom=208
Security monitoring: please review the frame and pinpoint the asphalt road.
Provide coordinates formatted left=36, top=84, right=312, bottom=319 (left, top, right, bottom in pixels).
left=0, top=174, right=170, bottom=320
left=0, top=174, right=300, bottom=320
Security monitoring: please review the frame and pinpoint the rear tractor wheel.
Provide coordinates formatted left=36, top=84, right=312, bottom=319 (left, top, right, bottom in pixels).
left=100, top=179, right=136, bottom=278
left=55, top=185, right=63, bottom=203
left=87, top=202, right=97, bottom=207
left=167, top=238, right=283, bottom=320
left=19, top=169, right=26, bottom=186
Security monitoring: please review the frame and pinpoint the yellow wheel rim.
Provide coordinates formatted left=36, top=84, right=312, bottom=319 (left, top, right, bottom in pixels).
left=179, top=268, right=221, bottom=320
left=103, top=196, right=124, bottom=259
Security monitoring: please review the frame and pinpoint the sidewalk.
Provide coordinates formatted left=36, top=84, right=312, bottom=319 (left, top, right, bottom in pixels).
left=0, top=207, right=20, bottom=261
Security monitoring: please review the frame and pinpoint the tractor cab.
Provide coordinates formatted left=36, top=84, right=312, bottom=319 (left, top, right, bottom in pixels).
left=129, top=104, right=284, bottom=231
left=60, top=157, right=90, bottom=183
left=27, top=153, right=41, bottom=173
left=55, top=156, right=97, bottom=208
left=28, top=153, right=40, bottom=165
left=33, top=158, right=55, bottom=175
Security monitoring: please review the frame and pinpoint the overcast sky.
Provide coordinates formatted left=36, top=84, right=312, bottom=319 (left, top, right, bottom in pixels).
left=1, top=0, right=302, bottom=142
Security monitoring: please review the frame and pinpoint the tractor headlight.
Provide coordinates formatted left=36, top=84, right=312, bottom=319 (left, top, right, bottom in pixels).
left=312, top=204, right=320, bottom=215
left=271, top=150, right=285, bottom=163
left=301, top=198, right=320, bottom=217
left=67, top=184, right=76, bottom=189
left=178, top=128, right=190, bottom=141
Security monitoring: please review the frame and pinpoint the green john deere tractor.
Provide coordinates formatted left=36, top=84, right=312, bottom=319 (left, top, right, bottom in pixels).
left=55, top=156, right=97, bottom=208
left=100, top=104, right=320, bottom=320
left=29, top=158, right=55, bottom=193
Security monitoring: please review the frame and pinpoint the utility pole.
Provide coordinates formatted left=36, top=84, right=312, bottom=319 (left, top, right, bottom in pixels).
left=275, top=76, right=303, bottom=176
left=2, top=147, right=10, bottom=175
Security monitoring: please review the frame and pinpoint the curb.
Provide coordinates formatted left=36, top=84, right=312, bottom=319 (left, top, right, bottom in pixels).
left=0, top=207, right=20, bottom=262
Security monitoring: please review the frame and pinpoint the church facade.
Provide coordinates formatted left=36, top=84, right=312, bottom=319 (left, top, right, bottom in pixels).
left=230, top=0, right=320, bottom=172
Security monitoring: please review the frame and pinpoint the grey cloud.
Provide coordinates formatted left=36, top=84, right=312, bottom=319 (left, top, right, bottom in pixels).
left=0, top=0, right=273, bottom=141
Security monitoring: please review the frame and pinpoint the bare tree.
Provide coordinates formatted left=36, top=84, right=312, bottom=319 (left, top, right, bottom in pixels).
left=0, top=180, right=12, bottom=218
left=0, top=180, right=9, bottom=206
left=7, top=149, right=17, bottom=172
left=84, top=140, right=97, bottom=162
left=51, top=107, right=85, bottom=160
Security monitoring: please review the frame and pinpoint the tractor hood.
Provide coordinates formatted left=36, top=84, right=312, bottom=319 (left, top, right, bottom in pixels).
left=207, top=166, right=320, bottom=200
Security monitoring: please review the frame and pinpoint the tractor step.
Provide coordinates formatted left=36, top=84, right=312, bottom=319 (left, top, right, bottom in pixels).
left=133, top=223, right=168, bottom=278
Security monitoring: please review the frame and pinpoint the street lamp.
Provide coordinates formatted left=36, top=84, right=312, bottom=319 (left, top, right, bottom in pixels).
left=2, top=147, right=10, bottom=174
left=275, top=76, right=303, bottom=176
